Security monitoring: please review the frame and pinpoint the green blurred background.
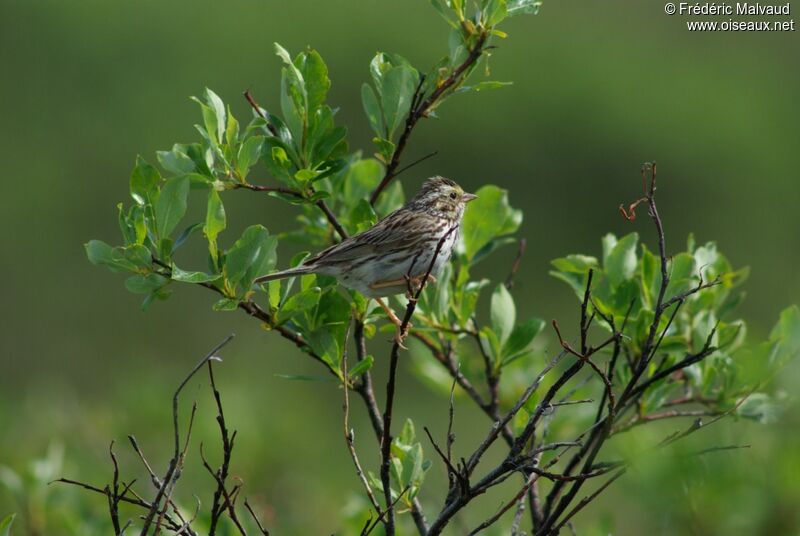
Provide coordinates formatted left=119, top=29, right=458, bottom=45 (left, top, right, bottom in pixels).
left=1, top=0, right=799, bottom=534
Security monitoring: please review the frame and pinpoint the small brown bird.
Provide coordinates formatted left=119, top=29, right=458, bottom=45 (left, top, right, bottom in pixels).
left=255, top=176, right=477, bottom=338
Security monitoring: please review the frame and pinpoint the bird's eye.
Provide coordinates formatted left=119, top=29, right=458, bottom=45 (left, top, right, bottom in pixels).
left=449, top=192, right=457, bottom=200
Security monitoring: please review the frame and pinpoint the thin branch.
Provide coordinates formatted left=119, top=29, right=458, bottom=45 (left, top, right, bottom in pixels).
left=204, top=359, right=245, bottom=535
left=468, top=471, right=538, bottom=535
left=53, top=479, right=185, bottom=533
left=107, top=441, right=122, bottom=535
left=245, top=499, right=271, bottom=535
left=243, top=89, right=279, bottom=136
left=379, top=225, right=459, bottom=535
left=547, top=469, right=626, bottom=535
left=140, top=335, right=235, bottom=535
left=393, top=150, right=439, bottom=179
left=360, top=486, right=412, bottom=536
left=342, top=323, right=382, bottom=516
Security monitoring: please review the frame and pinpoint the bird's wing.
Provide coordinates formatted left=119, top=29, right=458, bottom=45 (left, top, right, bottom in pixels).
left=306, top=209, right=431, bottom=266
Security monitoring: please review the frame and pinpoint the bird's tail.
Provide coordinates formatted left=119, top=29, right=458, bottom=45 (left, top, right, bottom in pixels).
left=254, top=265, right=313, bottom=284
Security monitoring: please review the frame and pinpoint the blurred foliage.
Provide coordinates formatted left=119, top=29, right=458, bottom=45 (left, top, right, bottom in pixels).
left=2, top=0, right=800, bottom=534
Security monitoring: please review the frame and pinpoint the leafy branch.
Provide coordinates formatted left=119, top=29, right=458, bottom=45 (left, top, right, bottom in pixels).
left=77, top=1, right=800, bottom=534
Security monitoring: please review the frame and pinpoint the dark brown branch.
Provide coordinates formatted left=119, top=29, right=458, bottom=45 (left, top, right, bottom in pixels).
left=233, top=182, right=348, bottom=241
left=548, top=469, right=626, bottom=535
left=468, top=471, right=538, bottom=535
left=127, top=436, right=192, bottom=532
left=53, top=479, right=185, bottom=533
left=140, top=335, right=235, bottom=535
left=107, top=441, right=123, bottom=535
left=361, top=486, right=412, bottom=536
left=342, top=325, right=383, bottom=516
left=353, top=320, right=385, bottom=440
left=243, top=89, right=279, bottom=136
left=473, top=317, right=500, bottom=419
left=379, top=225, right=458, bottom=535
left=204, top=360, right=245, bottom=535
left=245, top=499, right=271, bottom=535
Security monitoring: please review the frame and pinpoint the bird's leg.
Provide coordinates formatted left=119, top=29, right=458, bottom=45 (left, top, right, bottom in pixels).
left=369, top=277, right=408, bottom=291
left=405, top=273, right=438, bottom=299
left=375, top=297, right=411, bottom=349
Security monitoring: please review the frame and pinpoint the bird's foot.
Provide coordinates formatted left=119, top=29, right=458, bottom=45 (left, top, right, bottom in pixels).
left=375, top=297, right=412, bottom=349
left=405, top=273, right=438, bottom=298
left=393, top=324, right=411, bottom=350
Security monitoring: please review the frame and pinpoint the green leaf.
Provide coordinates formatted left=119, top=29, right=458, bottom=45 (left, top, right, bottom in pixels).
left=275, top=43, right=308, bottom=147
left=204, top=189, right=226, bottom=265
left=483, top=0, right=508, bottom=26
left=398, top=418, right=417, bottom=445
left=342, top=158, right=384, bottom=207
left=372, top=137, right=396, bottom=163
left=361, top=83, right=384, bottom=137
left=237, top=136, right=264, bottom=178
left=768, top=305, right=800, bottom=365
left=430, top=0, right=460, bottom=27
left=604, top=232, right=638, bottom=286
left=0, top=513, right=16, bottom=536
left=204, top=88, right=226, bottom=142
left=461, top=185, right=522, bottom=261
left=85, top=239, right=116, bottom=266
left=117, top=203, right=136, bottom=245
left=503, top=317, right=545, bottom=363
left=279, top=252, right=310, bottom=303
left=297, top=48, right=330, bottom=113
left=471, top=236, right=517, bottom=266
left=277, top=287, right=322, bottom=324
left=664, top=252, right=697, bottom=301
left=381, top=63, right=418, bottom=139
left=170, top=266, right=220, bottom=283
left=130, top=156, right=160, bottom=205
left=172, top=222, right=203, bottom=254
left=507, top=0, right=541, bottom=15
left=271, top=146, right=291, bottom=168
left=155, top=176, right=190, bottom=238
left=300, top=289, right=351, bottom=371
left=737, top=392, right=780, bottom=424
left=490, top=284, right=516, bottom=344
left=468, top=80, right=513, bottom=92
left=213, top=298, right=240, bottom=311
left=224, top=225, right=278, bottom=290
left=349, top=200, right=378, bottom=234
left=225, top=105, right=240, bottom=145
left=348, top=355, right=375, bottom=378
left=157, top=144, right=196, bottom=175
left=85, top=240, right=146, bottom=273
left=374, top=181, right=405, bottom=217
left=125, top=273, right=169, bottom=294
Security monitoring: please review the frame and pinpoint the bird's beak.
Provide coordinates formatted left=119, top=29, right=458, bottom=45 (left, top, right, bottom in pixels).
left=462, top=193, right=478, bottom=203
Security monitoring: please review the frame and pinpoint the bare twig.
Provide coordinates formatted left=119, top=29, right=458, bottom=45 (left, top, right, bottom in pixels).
left=342, top=323, right=382, bottom=516
left=245, top=499, right=271, bottom=535
left=140, top=335, right=235, bottom=535
left=204, top=359, right=246, bottom=535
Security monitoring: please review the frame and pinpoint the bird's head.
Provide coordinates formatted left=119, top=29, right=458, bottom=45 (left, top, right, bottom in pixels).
left=412, top=176, right=477, bottom=220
